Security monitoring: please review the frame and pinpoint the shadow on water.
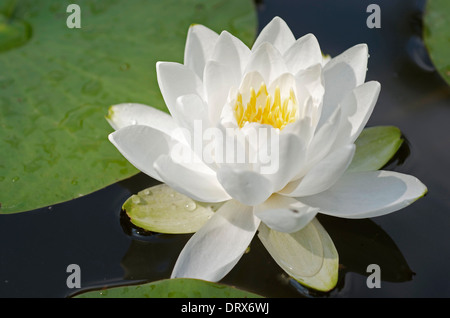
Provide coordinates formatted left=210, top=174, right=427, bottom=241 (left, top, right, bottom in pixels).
left=115, top=199, right=413, bottom=297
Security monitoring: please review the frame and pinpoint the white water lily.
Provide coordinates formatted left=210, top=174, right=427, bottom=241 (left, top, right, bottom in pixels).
left=108, top=17, right=427, bottom=286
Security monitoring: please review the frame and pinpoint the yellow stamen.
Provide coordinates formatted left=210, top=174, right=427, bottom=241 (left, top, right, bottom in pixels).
left=234, top=83, right=298, bottom=130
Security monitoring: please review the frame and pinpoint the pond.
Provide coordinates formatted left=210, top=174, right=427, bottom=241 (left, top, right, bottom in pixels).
left=0, top=0, right=449, bottom=298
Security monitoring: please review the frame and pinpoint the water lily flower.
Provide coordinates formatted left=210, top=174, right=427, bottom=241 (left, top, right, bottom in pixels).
left=107, top=17, right=427, bottom=285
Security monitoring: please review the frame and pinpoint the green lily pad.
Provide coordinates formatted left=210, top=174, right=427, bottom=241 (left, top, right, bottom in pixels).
left=257, top=218, right=339, bottom=292
left=73, top=278, right=263, bottom=298
left=0, top=0, right=257, bottom=214
left=347, top=126, right=403, bottom=172
left=123, top=184, right=222, bottom=234
left=423, top=0, right=450, bottom=85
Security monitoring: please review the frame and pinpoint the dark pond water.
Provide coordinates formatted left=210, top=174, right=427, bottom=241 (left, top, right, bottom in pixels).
left=1, top=0, right=449, bottom=298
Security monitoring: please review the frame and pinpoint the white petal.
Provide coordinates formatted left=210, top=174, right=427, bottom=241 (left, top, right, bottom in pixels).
left=325, top=43, right=368, bottom=87
left=265, top=132, right=307, bottom=192
left=319, top=44, right=369, bottom=129
left=171, top=200, right=260, bottom=282
left=156, top=62, right=204, bottom=116
left=322, top=54, right=331, bottom=66
left=283, top=33, right=323, bottom=73
left=108, top=125, right=173, bottom=182
left=184, top=24, right=219, bottom=79
left=298, top=170, right=428, bottom=218
left=332, top=81, right=381, bottom=149
left=281, top=144, right=355, bottom=197
left=217, top=166, right=274, bottom=206
left=204, top=60, right=238, bottom=125
left=252, top=16, right=296, bottom=54
left=244, top=42, right=288, bottom=84
left=282, top=115, right=315, bottom=146
left=154, top=153, right=231, bottom=203
left=303, top=107, right=342, bottom=172
left=170, top=94, right=209, bottom=146
left=267, top=72, right=296, bottom=98
left=254, top=194, right=318, bottom=233
left=172, top=94, right=208, bottom=129
left=237, top=71, right=266, bottom=104
left=295, top=63, right=325, bottom=106
left=219, top=102, right=239, bottom=128
left=106, top=103, right=177, bottom=136
left=211, top=31, right=251, bottom=78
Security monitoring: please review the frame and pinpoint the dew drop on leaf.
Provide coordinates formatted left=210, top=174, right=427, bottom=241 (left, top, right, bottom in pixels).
left=184, top=201, right=197, bottom=212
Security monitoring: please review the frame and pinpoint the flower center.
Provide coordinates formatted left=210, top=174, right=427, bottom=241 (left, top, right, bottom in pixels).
left=234, top=83, right=298, bottom=130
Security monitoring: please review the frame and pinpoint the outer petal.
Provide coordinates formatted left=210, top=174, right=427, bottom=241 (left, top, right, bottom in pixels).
left=204, top=60, right=238, bottom=125
left=217, top=166, right=274, bottom=206
left=281, top=144, right=355, bottom=197
left=106, top=103, right=177, bottom=136
left=184, top=24, right=219, bottom=79
left=298, top=170, right=428, bottom=219
left=154, top=153, right=231, bottom=203
left=283, top=33, right=323, bottom=73
left=171, top=200, right=260, bottom=282
left=108, top=125, right=173, bottom=182
left=252, top=16, right=296, bottom=54
left=332, top=81, right=381, bottom=149
left=318, top=44, right=369, bottom=129
left=156, top=62, right=204, bottom=116
left=254, top=194, right=318, bottom=233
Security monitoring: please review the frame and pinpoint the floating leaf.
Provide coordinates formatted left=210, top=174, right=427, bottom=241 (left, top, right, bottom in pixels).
left=123, top=184, right=222, bottom=234
left=347, top=126, right=403, bottom=172
left=258, top=218, right=338, bottom=292
left=73, top=278, right=263, bottom=298
left=0, top=0, right=257, bottom=214
left=423, top=0, right=450, bottom=85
